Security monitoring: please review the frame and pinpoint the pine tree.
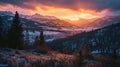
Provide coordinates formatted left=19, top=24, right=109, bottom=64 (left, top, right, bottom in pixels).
left=112, top=49, right=118, bottom=60
left=63, top=47, right=67, bottom=54
left=82, top=44, right=91, bottom=56
left=25, top=30, right=30, bottom=45
left=78, top=50, right=83, bottom=67
left=39, top=31, right=45, bottom=45
left=7, top=11, right=24, bottom=49
left=34, top=31, right=45, bottom=48
left=34, top=31, right=50, bottom=53
left=0, top=17, right=3, bottom=47
left=34, top=36, right=39, bottom=48
left=85, top=44, right=91, bottom=53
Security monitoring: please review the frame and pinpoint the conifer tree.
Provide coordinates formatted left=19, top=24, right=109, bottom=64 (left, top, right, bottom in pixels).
left=0, top=17, right=3, bottom=47
left=34, top=31, right=50, bottom=53
left=34, top=31, right=45, bottom=48
left=85, top=44, right=91, bottom=53
left=7, top=11, right=24, bottom=49
left=112, top=49, right=118, bottom=60
left=34, top=36, right=39, bottom=48
left=63, top=47, right=67, bottom=54
left=25, top=30, right=30, bottom=45
left=39, top=31, right=45, bottom=45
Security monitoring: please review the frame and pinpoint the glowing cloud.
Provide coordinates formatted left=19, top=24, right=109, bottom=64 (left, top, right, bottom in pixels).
left=0, top=1, right=110, bottom=22
left=35, top=5, right=109, bottom=21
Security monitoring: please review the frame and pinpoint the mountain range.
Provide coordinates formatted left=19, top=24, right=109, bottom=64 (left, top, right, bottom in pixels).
left=0, top=11, right=120, bottom=42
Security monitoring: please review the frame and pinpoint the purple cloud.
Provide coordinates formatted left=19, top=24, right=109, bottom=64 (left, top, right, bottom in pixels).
left=0, top=0, right=120, bottom=11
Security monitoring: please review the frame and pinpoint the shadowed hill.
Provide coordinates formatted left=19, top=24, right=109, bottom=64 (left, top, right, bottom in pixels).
left=48, top=23, right=120, bottom=53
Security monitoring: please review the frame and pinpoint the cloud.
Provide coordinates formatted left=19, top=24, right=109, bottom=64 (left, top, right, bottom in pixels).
left=0, top=0, right=120, bottom=11
left=1, top=0, right=118, bottom=21
left=0, top=0, right=35, bottom=9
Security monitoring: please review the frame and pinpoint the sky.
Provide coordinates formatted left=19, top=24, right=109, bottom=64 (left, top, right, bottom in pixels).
left=0, top=0, right=120, bottom=21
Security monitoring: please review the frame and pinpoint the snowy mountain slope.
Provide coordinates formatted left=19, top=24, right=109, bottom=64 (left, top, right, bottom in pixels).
left=0, top=11, right=76, bottom=30
left=87, top=16, right=120, bottom=27
left=48, top=23, right=120, bottom=53
left=77, top=16, right=120, bottom=28
left=21, top=13, right=77, bottom=28
left=0, top=11, right=120, bottom=43
left=0, top=11, right=80, bottom=42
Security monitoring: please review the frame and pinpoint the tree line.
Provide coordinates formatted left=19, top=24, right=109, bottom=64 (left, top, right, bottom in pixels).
left=0, top=11, right=23, bottom=49
left=0, top=11, right=45, bottom=50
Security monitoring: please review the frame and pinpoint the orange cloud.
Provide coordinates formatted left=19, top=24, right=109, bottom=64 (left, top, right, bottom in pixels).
left=0, top=4, right=35, bottom=15
left=35, top=5, right=109, bottom=21
left=0, top=3, right=109, bottom=21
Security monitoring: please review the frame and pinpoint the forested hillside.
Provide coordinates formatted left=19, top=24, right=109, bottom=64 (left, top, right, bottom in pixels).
left=48, top=23, right=120, bottom=54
